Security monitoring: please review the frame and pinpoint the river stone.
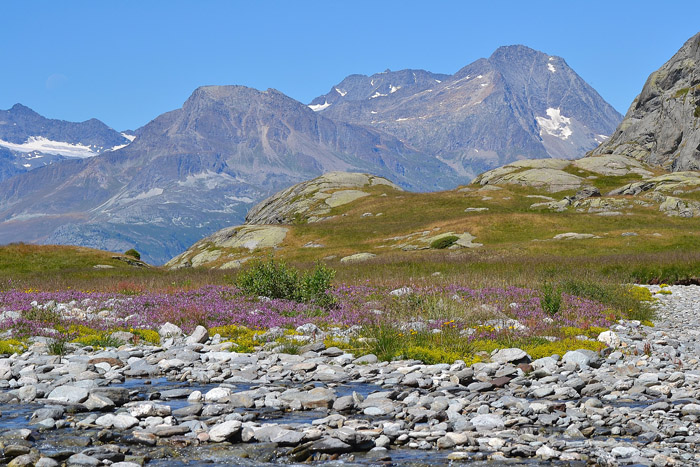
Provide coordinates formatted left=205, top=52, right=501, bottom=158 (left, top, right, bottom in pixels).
left=66, top=453, right=100, bottom=466
left=9, top=455, right=40, bottom=467
left=611, top=446, right=641, bottom=458
left=89, top=388, right=129, bottom=406
left=35, top=458, right=59, bottom=467
left=536, top=445, right=560, bottom=460
left=83, top=393, right=115, bottom=411
left=158, top=322, right=182, bottom=338
left=681, top=403, right=700, bottom=415
left=209, top=420, right=242, bottom=442
left=47, top=385, right=89, bottom=403
left=491, top=348, right=530, bottom=364
left=18, top=385, right=37, bottom=402
left=470, top=414, right=505, bottom=432
left=562, top=349, right=601, bottom=368
left=279, top=387, right=336, bottom=409
left=270, top=428, right=305, bottom=446
left=205, top=387, right=231, bottom=402
left=128, top=402, right=171, bottom=418
left=185, top=326, right=209, bottom=345
left=95, top=414, right=139, bottom=430
left=310, top=437, right=354, bottom=454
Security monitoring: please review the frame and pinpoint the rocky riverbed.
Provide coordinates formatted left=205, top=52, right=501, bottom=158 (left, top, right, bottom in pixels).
left=1, top=284, right=699, bottom=466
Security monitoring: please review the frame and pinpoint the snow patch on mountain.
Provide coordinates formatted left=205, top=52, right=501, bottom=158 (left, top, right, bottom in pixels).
left=309, top=101, right=331, bottom=112
left=334, top=87, right=347, bottom=96
left=536, top=108, right=572, bottom=140
left=0, top=136, right=97, bottom=158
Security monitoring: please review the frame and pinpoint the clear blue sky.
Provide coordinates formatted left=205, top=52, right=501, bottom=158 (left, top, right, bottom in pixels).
left=1, top=0, right=698, bottom=131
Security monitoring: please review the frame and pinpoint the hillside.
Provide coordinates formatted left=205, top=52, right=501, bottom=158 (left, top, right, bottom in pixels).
left=167, top=161, right=700, bottom=287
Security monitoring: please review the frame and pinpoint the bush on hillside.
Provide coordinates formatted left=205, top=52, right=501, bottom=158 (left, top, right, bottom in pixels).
left=430, top=235, right=459, bottom=250
left=237, top=258, right=336, bottom=308
left=124, top=249, right=141, bottom=260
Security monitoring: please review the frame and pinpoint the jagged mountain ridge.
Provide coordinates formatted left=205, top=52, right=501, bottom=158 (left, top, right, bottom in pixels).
left=0, top=104, right=131, bottom=180
left=0, top=85, right=456, bottom=264
left=592, top=32, right=700, bottom=170
left=311, top=45, right=622, bottom=178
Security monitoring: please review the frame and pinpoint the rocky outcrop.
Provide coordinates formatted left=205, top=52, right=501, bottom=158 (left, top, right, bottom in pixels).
left=167, top=172, right=398, bottom=268
left=591, top=32, right=700, bottom=170
left=166, top=225, right=288, bottom=269
left=472, top=159, right=583, bottom=192
left=245, top=172, right=401, bottom=225
left=472, top=155, right=655, bottom=192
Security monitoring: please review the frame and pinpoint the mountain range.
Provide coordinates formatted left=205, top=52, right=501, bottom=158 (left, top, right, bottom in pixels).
left=0, top=45, right=624, bottom=264
left=311, top=45, right=622, bottom=177
left=0, top=104, right=132, bottom=181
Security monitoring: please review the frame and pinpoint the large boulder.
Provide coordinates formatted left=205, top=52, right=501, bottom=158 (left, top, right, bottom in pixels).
left=473, top=159, right=583, bottom=193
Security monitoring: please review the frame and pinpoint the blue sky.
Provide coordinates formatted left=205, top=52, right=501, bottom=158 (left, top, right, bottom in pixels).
left=1, top=0, right=698, bottom=131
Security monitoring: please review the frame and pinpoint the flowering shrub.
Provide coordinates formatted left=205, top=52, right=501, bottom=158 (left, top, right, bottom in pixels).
left=0, top=282, right=621, bottom=363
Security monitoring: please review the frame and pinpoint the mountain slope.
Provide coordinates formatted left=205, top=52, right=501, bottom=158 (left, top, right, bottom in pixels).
left=0, top=104, right=131, bottom=180
left=311, top=45, right=622, bottom=178
left=0, top=86, right=455, bottom=264
left=591, top=32, right=700, bottom=170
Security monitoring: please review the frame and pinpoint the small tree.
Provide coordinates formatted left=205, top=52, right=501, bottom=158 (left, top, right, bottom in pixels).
left=124, top=248, right=141, bottom=260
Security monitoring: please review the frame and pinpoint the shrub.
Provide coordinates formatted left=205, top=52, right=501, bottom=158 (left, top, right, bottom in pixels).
left=430, top=235, right=459, bottom=249
left=124, top=248, right=141, bottom=260
left=48, top=337, right=69, bottom=355
left=237, top=258, right=299, bottom=301
left=237, top=258, right=336, bottom=307
left=540, top=282, right=562, bottom=316
left=364, top=324, right=402, bottom=362
left=298, top=262, right=336, bottom=308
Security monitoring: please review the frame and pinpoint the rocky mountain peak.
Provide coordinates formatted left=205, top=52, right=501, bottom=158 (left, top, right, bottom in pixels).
left=592, top=32, right=700, bottom=170
left=311, top=46, right=622, bottom=177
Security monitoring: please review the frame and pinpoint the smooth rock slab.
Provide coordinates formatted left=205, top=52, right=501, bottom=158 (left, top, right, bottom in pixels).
left=94, top=414, right=139, bottom=430
left=185, top=325, right=209, bottom=345
left=470, top=414, right=505, bottom=432
left=491, top=348, right=530, bottom=364
left=209, top=420, right=242, bottom=442
left=47, top=385, right=89, bottom=404
left=310, top=437, right=354, bottom=454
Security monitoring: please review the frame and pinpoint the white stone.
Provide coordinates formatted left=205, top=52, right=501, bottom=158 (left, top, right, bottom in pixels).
left=209, top=420, right=242, bottom=442
left=205, top=387, right=231, bottom=402
left=597, top=330, right=620, bottom=348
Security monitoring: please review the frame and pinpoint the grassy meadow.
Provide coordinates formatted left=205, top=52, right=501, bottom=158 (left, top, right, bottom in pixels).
left=1, top=169, right=698, bottom=363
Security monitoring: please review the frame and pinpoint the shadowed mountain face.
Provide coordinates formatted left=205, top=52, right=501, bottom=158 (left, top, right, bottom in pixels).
left=0, top=104, right=131, bottom=180
left=0, top=86, right=455, bottom=264
left=592, top=32, right=700, bottom=170
left=311, top=45, right=622, bottom=178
